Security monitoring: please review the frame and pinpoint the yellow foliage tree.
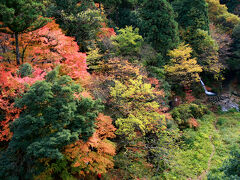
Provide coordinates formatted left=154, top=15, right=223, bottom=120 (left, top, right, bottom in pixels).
left=110, top=76, right=166, bottom=140
left=164, top=43, right=202, bottom=86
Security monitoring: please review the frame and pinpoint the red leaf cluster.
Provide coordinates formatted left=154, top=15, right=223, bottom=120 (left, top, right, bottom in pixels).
left=64, top=113, right=116, bottom=176
left=0, top=64, right=45, bottom=141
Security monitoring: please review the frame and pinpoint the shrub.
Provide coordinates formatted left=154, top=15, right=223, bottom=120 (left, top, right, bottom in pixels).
left=17, top=63, right=33, bottom=78
left=171, top=103, right=209, bottom=129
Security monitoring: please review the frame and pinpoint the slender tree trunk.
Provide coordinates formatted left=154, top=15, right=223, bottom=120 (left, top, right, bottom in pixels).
left=15, top=32, right=20, bottom=65
left=99, top=3, right=102, bottom=14
left=21, top=46, right=27, bottom=64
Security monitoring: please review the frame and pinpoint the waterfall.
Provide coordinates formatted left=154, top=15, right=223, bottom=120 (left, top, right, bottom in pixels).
left=200, top=78, right=239, bottom=111
left=200, top=79, right=216, bottom=96
left=200, top=79, right=207, bottom=92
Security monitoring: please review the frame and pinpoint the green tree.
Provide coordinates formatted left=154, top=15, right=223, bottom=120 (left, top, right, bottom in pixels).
left=0, top=69, right=102, bottom=179
left=209, top=147, right=240, bottom=180
left=184, top=29, right=222, bottom=77
left=221, top=0, right=240, bottom=16
left=173, top=0, right=223, bottom=77
left=228, top=23, right=240, bottom=70
left=0, top=0, right=49, bottom=65
left=17, top=63, right=33, bottom=78
left=110, top=0, right=141, bottom=28
left=111, top=26, right=143, bottom=56
left=173, top=0, right=209, bottom=32
left=48, top=0, right=105, bottom=52
left=139, top=0, right=179, bottom=63
left=110, top=76, right=166, bottom=139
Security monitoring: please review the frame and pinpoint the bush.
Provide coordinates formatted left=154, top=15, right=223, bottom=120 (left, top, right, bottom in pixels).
left=171, top=103, right=209, bottom=129
left=216, top=117, right=228, bottom=126
left=111, top=150, right=153, bottom=179
left=17, top=63, right=33, bottom=78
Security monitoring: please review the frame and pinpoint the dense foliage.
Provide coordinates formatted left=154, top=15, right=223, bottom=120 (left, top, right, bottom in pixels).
left=0, top=0, right=239, bottom=179
left=0, top=0, right=49, bottom=65
left=139, top=0, right=179, bottom=62
left=0, top=69, right=103, bottom=179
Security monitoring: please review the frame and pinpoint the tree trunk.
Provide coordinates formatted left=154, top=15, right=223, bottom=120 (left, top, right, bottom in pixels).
left=21, top=46, right=27, bottom=64
left=99, top=3, right=102, bottom=14
left=15, top=32, right=20, bottom=65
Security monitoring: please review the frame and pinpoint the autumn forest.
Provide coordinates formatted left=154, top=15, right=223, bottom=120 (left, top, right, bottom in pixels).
left=0, top=0, right=240, bottom=179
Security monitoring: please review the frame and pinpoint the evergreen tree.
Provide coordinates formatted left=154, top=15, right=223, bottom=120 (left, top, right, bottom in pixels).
left=139, top=0, right=179, bottom=64
left=0, top=0, right=49, bottom=65
left=173, top=0, right=223, bottom=76
left=48, top=0, right=105, bottom=52
left=206, top=0, right=240, bottom=34
left=0, top=69, right=103, bottom=179
left=173, top=0, right=209, bottom=32
left=228, top=23, right=240, bottom=70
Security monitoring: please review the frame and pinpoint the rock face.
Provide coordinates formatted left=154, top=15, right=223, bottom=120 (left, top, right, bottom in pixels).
left=219, top=98, right=239, bottom=112
left=207, top=93, right=239, bottom=112
left=213, top=92, right=239, bottom=112
left=203, top=76, right=240, bottom=112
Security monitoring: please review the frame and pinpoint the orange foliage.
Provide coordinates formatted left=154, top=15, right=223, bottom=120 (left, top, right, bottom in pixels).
left=188, top=118, right=199, bottom=128
left=98, top=27, right=116, bottom=39
left=0, top=65, right=22, bottom=141
left=64, top=113, right=116, bottom=176
left=0, top=20, right=89, bottom=80
left=0, top=64, right=45, bottom=141
left=26, top=20, right=89, bottom=79
left=0, top=21, right=92, bottom=141
left=185, top=87, right=196, bottom=103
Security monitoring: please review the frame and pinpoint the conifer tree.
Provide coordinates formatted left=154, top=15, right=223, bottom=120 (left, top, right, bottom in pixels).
left=173, top=0, right=209, bottom=32
left=0, top=69, right=103, bottom=179
left=0, top=0, right=49, bottom=65
left=48, top=0, right=104, bottom=52
left=139, top=0, right=179, bottom=63
left=228, top=24, right=240, bottom=70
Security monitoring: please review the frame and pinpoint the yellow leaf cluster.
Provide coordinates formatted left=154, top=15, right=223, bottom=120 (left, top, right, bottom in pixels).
left=165, top=43, right=202, bottom=86
left=110, top=76, right=167, bottom=140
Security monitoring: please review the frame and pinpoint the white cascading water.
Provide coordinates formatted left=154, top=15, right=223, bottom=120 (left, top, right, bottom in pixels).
left=200, top=78, right=239, bottom=111
left=200, top=79, right=216, bottom=96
